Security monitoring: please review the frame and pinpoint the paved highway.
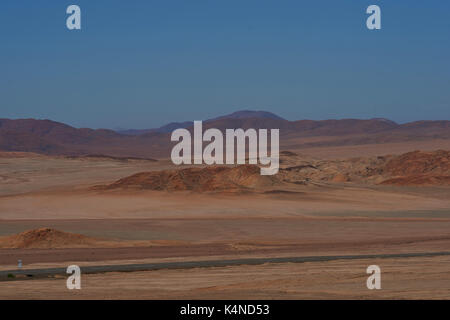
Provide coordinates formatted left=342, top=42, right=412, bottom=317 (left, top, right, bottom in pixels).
left=2, top=251, right=450, bottom=282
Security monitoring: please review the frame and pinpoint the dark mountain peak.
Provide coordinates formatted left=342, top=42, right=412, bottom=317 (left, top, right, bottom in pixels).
left=117, top=110, right=285, bottom=135
left=208, top=110, right=285, bottom=122
left=157, top=121, right=194, bottom=133
left=369, top=118, right=398, bottom=125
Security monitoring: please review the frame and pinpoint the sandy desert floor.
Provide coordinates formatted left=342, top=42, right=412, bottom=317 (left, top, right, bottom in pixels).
left=0, top=148, right=449, bottom=299
left=1, top=256, right=450, bottom=299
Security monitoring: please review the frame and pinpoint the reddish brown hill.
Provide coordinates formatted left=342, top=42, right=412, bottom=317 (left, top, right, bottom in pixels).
left=380, top=150, right=450, bottom=186
left=0, top=228, right=180, bottom=249
left=100, top=150, right=450, bottom=191
left=383, top=150, right=450, bottom=176
left=96, top=165, right=278, bottom=192
left=0, top=118, right=120, bottom=142
left=0, top=118, right=167, bottom=158
left=0, top=228, right=100, bottom=249
left=0, top=118, right=125, bottom=155
left=380, top=175, right=450, bottom=186
left=277, top=149, right=450, bottom=187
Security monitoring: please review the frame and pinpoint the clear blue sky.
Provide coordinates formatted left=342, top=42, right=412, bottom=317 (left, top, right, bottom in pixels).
left=1, top=1, right=449, bottom=129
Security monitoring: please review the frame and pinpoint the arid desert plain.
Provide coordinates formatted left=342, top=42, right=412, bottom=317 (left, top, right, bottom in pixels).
left=1, top=138, right=449, bottom=299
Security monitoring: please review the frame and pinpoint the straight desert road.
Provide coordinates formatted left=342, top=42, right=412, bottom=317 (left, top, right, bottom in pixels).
left=2, top=251, right=450, bottom=282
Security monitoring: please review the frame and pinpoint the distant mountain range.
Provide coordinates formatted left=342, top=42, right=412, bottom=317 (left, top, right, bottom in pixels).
left=117, top=110, right=284, bottom=135
left=1, top=110, right=449, bottom=158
